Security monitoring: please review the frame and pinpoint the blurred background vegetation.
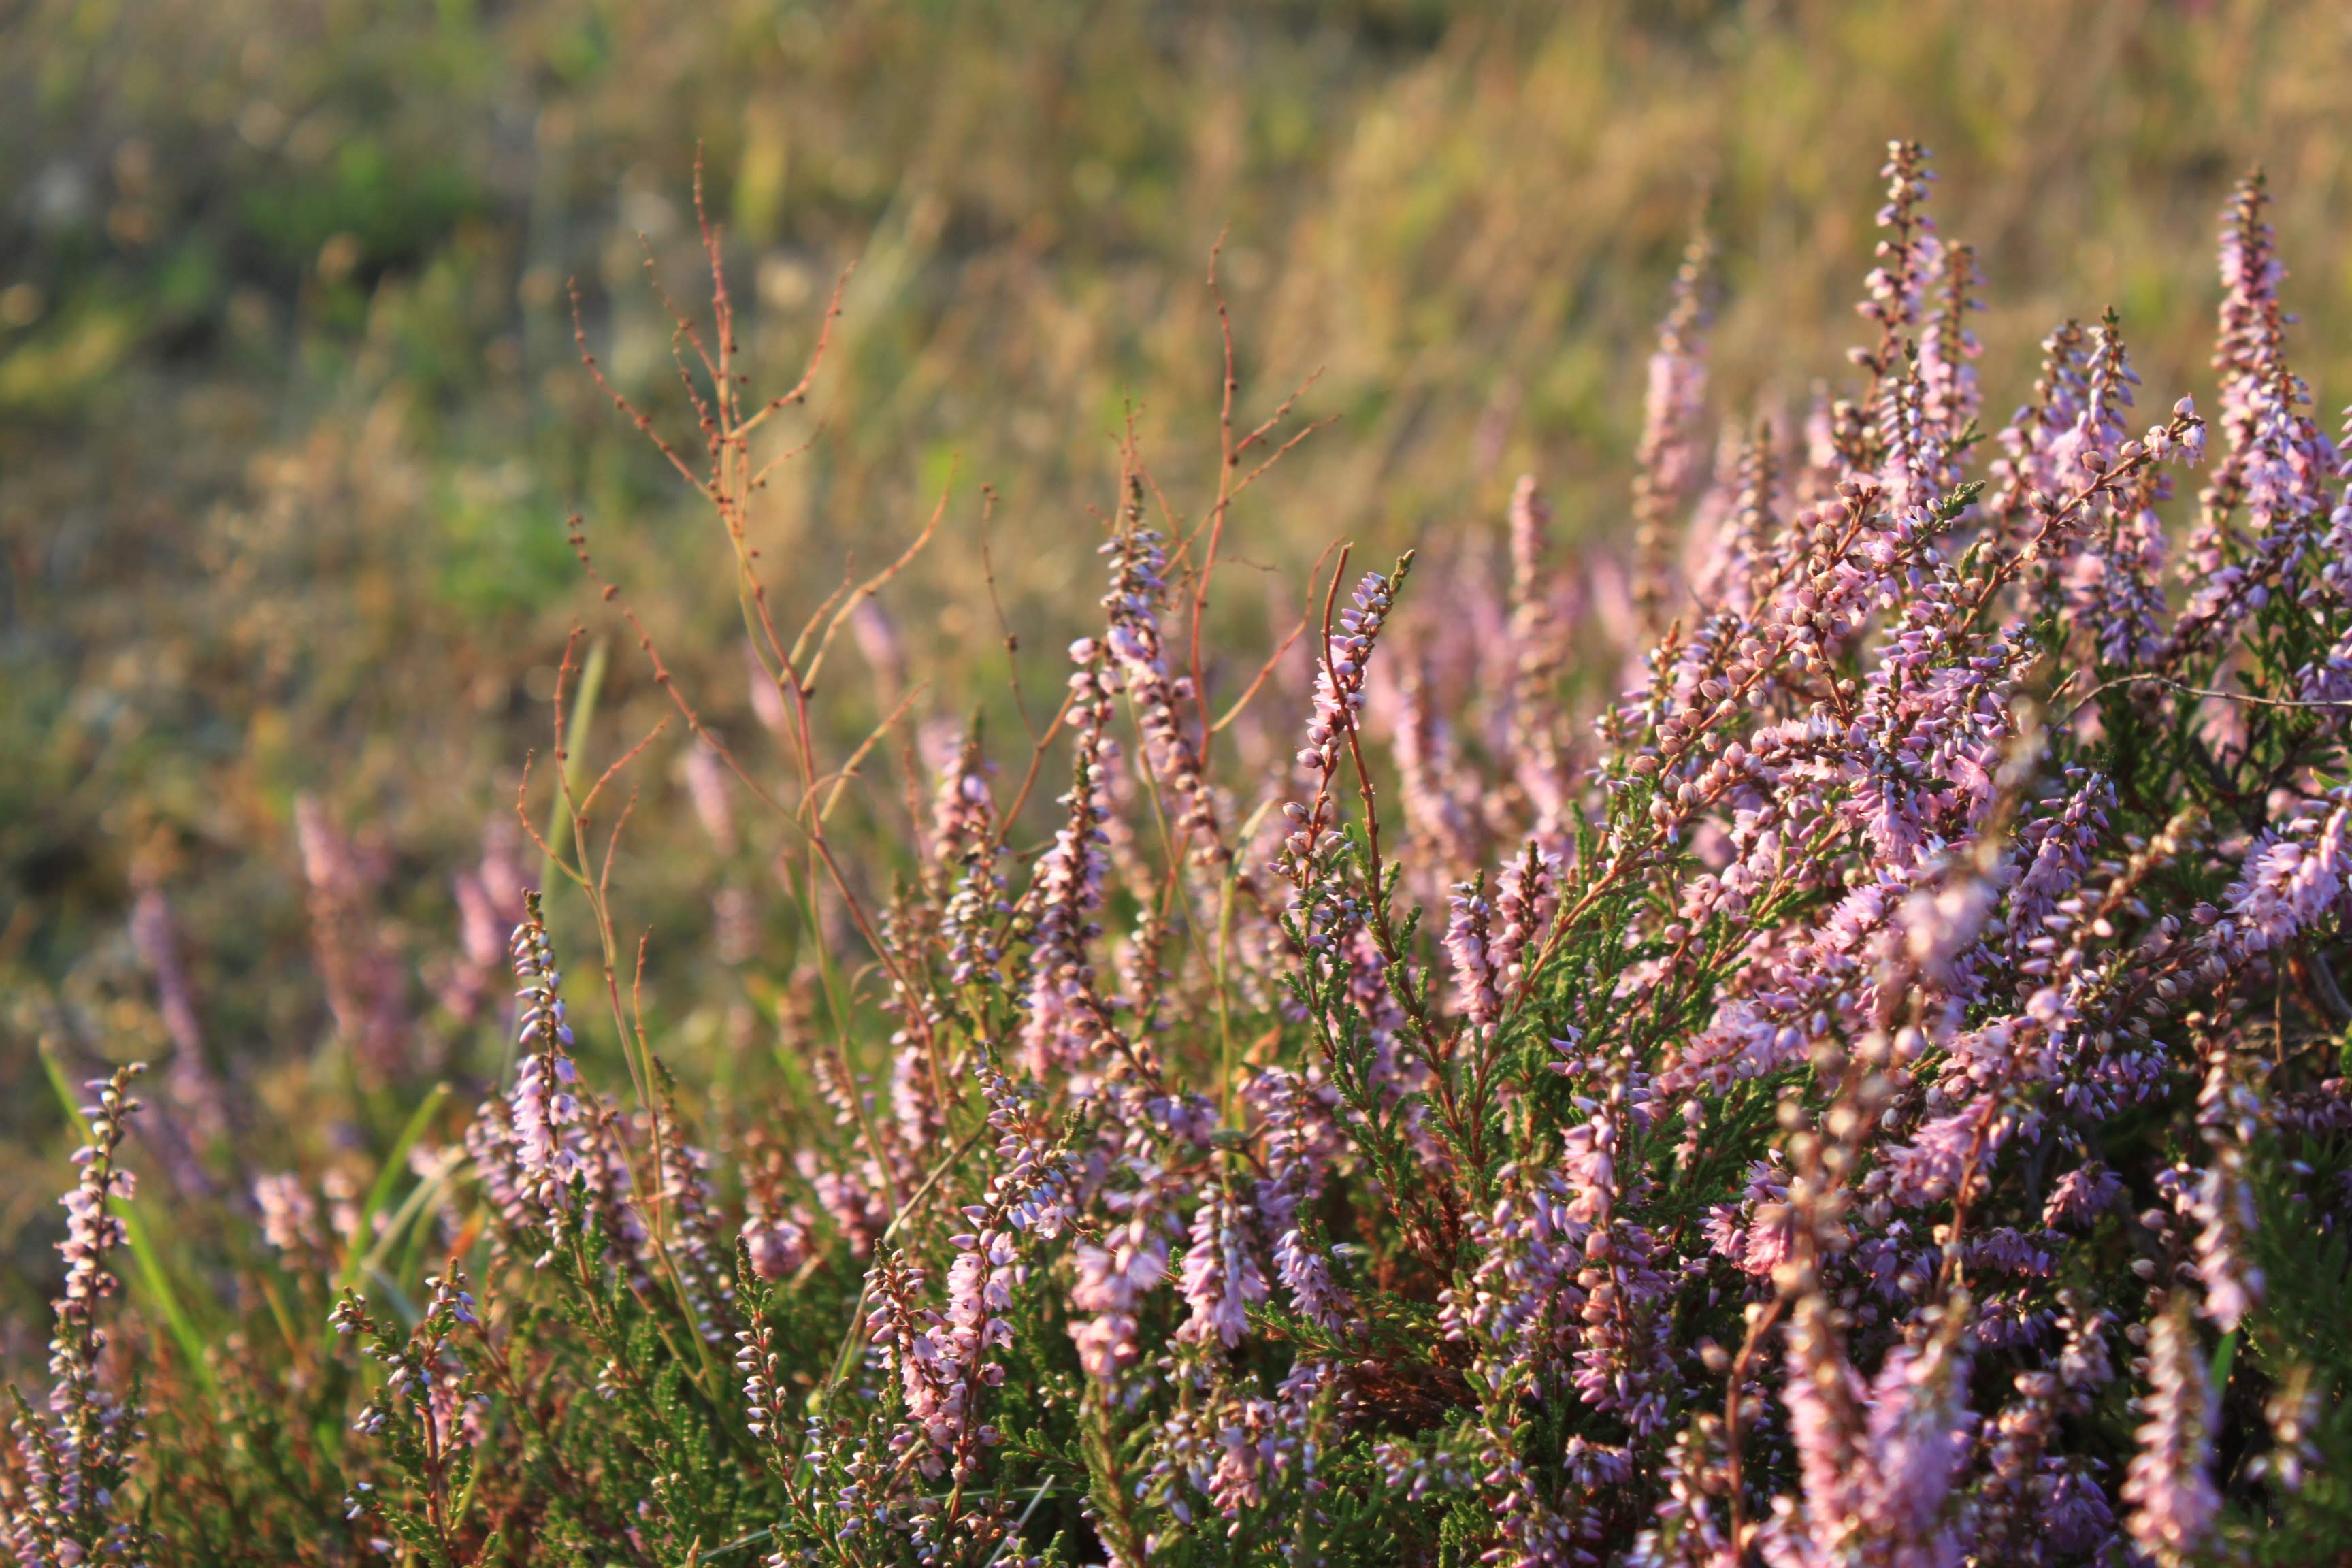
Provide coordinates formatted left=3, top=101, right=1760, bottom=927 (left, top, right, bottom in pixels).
left=5, top=0, right=2351, bottom=1310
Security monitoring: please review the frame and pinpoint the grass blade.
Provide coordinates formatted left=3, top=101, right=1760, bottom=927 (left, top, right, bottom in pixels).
left=336, top=1081, right=452, bottom=1297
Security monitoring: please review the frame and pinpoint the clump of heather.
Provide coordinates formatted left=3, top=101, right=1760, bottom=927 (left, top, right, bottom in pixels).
left=14, top=142, right=2352, bottom=1567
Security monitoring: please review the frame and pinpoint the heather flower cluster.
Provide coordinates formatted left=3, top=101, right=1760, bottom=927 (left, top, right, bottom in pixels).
left=12, top=142, right=2352, bottom=1568
left=506, top=889, right=588, bottom=1220
left=5, top=1068, right=153, bottom=1568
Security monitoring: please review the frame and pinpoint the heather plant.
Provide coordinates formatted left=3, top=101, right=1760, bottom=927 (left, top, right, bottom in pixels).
left=26, top=1, right=2352, bottom=1111
left=12, top=140, right=2352, bottom=1568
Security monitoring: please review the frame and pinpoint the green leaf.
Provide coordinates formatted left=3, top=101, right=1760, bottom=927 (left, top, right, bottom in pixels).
left=337, top=1081, right=453, bottom=1299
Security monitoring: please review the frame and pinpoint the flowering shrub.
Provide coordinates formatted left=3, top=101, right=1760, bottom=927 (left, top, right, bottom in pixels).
left=10, top=140, right=2352, bottom=1567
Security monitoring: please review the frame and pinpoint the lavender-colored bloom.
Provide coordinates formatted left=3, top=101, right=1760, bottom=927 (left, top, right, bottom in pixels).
left=2166, top=1041, right=2266, bottom=1332
left=1437, top=1174, right=1586, bottom=1408
left=866, top=1062, right=1071, bottom=1482
left=1628, top=1420, right=1738, bottom=1568
left=8, top=1066, right=153, bottom=1568
left=862, top=1250, right=958, bottom=1480
left=1390, top=661, right=1486, bottom=900
left=333, top=1267, right=484, bottom=1452
left=2121, top=1304, right=2220, bottom=1568
left=253, top=1171, right=327, bottom=1258
left=1100, top=513, right=1230, bottom=862
left=2172, top=173, right=2336, bottom=661
left=1916, top=236, right=1982, bottom=457
left=1178, top=1191, right=1268, bottom=1350
left=295, top=795, right=413, bottom=1079
left=1017, top=647, right=1130, bottom=1080
left=1275, top=560, right=1410, bottom=909
left=1490, top=839, right=1561, bottom=1011
left=681, top=738, right=737, bottom=853
left=440, top=816, right=529, bottom=1024
left=926, top=724, right=996, bottom=868
left=504, top=891, right=588, bottom=1226
left=2251, top=1365, right=2321, bottom=1492
left=1443, top=874, right=1501, bottom=1034
left=2212, top=798, right=2349, bottom=963
left=848, top=595, right=906, bottom=704
left=1506, top=475, right=1575, bottom=827
left=741, top=1214, right=808, bottom=1283
left=1247, top=1068, right=1356, bottom=1333
left=127, top=886, right=226, bottom=1157
left=1069, top=1214, right=1169, bottom=1385
left=1764, top=1297, right=1972, bottom=1568
left=2042, top=1163, right=2121, bottom=1230
left=735, top=1308, right=791, bottom=1453
left=1632, top=238, right=1713, bottom=638
left=653, top=1096, right=737, bottom=1343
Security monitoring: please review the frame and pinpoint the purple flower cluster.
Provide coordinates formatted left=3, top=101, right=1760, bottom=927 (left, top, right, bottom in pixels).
left=7, top=1067, right=152, bottom=1568
left=506, top=891, right=588, bottom=1222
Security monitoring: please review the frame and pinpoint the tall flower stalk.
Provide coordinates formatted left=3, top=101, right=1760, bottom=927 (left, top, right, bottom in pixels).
left=6, top=1066, right=154, bottom=1568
